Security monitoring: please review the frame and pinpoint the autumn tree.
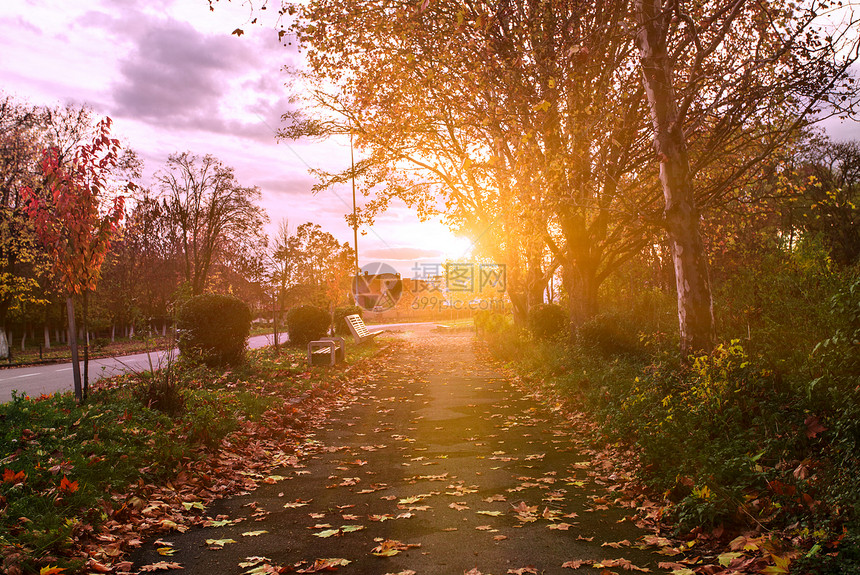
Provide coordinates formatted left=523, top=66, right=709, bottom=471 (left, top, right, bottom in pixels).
left=633, top=0, right=860, bottom=354
left=23, top=117, right=131, bottom=402
left=282, top=0, right=659, bottom=329
left=0, top=97, right=42, bottom=359
left=155, top=152, right=268, bottom=297
left=271, top=222, right=355, bottom=309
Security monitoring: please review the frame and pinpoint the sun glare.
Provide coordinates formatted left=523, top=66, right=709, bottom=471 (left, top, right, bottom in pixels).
left=419, top=221, right=474, bottom=262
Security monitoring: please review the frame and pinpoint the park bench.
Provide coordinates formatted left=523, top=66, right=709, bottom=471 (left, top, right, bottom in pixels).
left=307, top=337, right=345, bottom=366
left=343, top=314, right=384, bottom=344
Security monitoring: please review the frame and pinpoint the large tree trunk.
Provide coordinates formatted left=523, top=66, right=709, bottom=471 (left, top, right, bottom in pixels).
left=0, top=326, right=8, bottom=360
left=66, top=296, right=82, bottom=402
left=563, top=263, right=599, bottom=329
left=44, top=324, right=51, bottom=350
left=635, top=0, right=715, bottom=356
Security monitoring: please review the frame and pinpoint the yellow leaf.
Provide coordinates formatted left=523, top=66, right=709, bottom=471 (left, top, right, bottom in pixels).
left=40, top=567, right=66, bottom=575
left=206, top=538, right=237, bottom=547
left=761, top=555, right=792, bottom=575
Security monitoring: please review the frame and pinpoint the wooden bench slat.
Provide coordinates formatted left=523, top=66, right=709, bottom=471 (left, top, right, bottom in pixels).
left=344, top=314, right=384, bottom=343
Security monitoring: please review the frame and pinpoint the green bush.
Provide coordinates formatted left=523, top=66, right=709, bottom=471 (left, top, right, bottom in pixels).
left=177, top=293, right=252, bottom=367
left=576, top=313, right=644, bottom=357
left=287, top=305, right=331, bottom=346
left=334, top=305, right=363, bottom=336
left=527, top=303, right=568, bottom=341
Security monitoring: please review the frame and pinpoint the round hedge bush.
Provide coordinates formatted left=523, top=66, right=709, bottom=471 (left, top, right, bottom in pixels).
left=177, top=293, right=252, bottom=367
left=527, top=303, right=568, bottom=341
left=334, top=305, right=364, bottom=336
left=287, top=305, right=331, bottom=346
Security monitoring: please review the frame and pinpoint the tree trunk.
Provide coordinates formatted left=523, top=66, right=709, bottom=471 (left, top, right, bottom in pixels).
left=82, top=291, right=89, bottom=401
left=509, top=291, right=529, bottom=326
left=66, top=296, right=82, bottom=403
left=0, top=326, right=8, bottom=360
left=635, top=0, right=715, bottom=356
left=44, top=324, right=51, bottom=350
left=564, top=264, right=599, bottom=329
left=111, top=323, right=116, bottom=342
left=20, top=325, right=26, bottom=352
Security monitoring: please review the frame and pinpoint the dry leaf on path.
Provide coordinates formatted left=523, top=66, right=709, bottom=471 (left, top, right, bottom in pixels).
left=139, top=562, right=184, bottom=572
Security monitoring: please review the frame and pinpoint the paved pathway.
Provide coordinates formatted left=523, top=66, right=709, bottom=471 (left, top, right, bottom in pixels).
left=130, top=329, right=670, bottom=574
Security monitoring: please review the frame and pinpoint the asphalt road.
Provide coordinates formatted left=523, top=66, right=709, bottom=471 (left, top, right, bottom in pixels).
left=0, top=322, right=434, bottom=402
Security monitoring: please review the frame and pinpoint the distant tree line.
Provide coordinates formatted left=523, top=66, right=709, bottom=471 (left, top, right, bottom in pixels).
left=1, top=95, right=354, bottom=360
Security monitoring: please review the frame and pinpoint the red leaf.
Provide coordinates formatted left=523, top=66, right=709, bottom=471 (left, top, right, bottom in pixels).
left=60, top=475, right=79, bottom=493
left=805, top=415, right=826, bottom=439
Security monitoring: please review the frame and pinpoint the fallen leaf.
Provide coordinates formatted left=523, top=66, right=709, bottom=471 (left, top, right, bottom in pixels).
left=371, top=539, right=420, bottom=557
left=730, top=534, right=765, bottom=552
left=242, top=530, right=268, bottom=537
left=761, top=555, right=792, bottom=575
left=548, top=523, right=573, bottom=530
left=483, top=494, right=506, bottom=503
left=562, top=559, right=592, bottom=569
left=40, top=567, right=66, bottom=575
left=601, top=539, right=632, bottom=548
left=295, top=558, right=351, bottom=573
left=206, top=538, right=237, bottom=547
left=139, top=562, right=184, bottom=572
left=805, top=415, right=827, bottom=438
left=508, top=568, right=538, bottom=574
left=239, top=557, right=271, bottom=568
left=157, top=547, right=176, bottom=556
left=717, top=552, right=744, bottom=567
left=59, top=475, right=79, bottom=493
left=85, top=559, right=111, bottom=573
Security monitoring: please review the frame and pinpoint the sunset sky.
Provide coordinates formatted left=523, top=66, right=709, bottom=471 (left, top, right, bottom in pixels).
left=0, top=0, right=474, bottom=277
left=2, top=0, right=858, bottom=277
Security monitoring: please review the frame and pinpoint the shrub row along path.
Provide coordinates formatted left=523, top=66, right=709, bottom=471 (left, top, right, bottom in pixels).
left=130, top=328, right=675, bottom=574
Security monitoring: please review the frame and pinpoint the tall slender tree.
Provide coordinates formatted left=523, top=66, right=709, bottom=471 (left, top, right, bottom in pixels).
left=23, top=117, right=131, bottom=402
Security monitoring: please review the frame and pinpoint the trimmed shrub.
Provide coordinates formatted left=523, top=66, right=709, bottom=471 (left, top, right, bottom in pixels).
left=287, top=305, right=331, bottom=346
left=334, top=305, right=363, bottom=336
left=177, top=293, right=252, bottom=367
left=527, top=303, right=568, bottom=340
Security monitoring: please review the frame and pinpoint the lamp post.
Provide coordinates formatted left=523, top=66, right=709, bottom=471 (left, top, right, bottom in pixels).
left=350, top=131, right=358, bottom=274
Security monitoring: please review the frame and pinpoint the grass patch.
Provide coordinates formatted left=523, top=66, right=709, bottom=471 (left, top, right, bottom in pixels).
left=0, top=339, right=380, bottom=574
